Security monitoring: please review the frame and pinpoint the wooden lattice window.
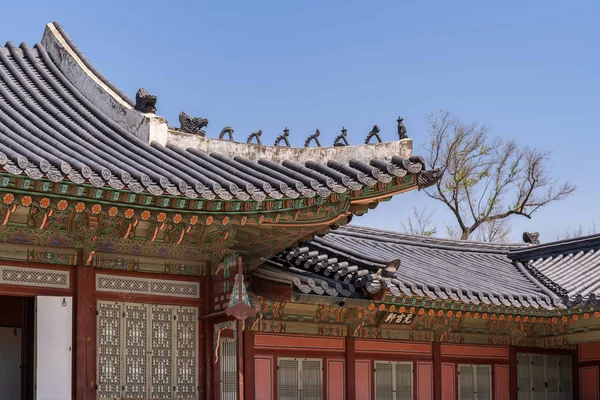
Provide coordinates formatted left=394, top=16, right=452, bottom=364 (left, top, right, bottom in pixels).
left=96, top=301, right=198, bottom=400
left=458, top=364, right=492, bottom=400
left=277, top=358, right=323, bottom=400
left=374, top=361, right=413, bottom=400
left=220, top=338, right=237, bottom=400
left=517, top=353, right=572, bottom=400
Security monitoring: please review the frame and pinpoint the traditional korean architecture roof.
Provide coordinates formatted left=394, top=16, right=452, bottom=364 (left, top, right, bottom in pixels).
left=257, top=225, right=584, bottom=310
left=0, top=22, right=441, bottom=272
left=510, top=234, right=600, bottom=307
left=0, top=21, right=437, bottom=203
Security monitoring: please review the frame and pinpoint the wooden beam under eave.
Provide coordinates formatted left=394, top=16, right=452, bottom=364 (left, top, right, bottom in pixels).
left=565, top=330, right=600, bottom=344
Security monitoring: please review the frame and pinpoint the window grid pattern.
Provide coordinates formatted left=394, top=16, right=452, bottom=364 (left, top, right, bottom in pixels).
left=0, top=265, right=69, bottom=288
left=517, top=353, right=573, bottom=400
left=278, top=358, right=322, bottom=400
left=458, top=364, right=492, bottom=400
left=220, top=338, right=237, bottom=400
left=96, top=301, right=198, bottom=400
left=374, top=361, right=413, bottom=400
left=96, top=274, right=199, bottom=298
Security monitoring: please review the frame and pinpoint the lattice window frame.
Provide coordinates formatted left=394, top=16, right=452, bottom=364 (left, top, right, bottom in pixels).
left=96, top=301, right=199, bottom=400
left=458, top=364, right=492, bottom=400
left=277, top=357, right=323, bottom=400
left=374, top=360, right=414, bottom=400
left=0, top=265, right=70, bottom=289
left=96, top=274, right=199, bottom=298
left=516, top=353, right=573, bottom=400
left=219, top=338, right=237, bottom=400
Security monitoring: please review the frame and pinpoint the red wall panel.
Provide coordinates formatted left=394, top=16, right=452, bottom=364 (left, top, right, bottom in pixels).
left=254, top=334, right=345, bottom=351
left=580, top=342, right=600, bottom=362
left=580, top=366, right=600, bottom=400
left=440, top=344, right=509, bottom=360
left=255, top=357, right=274, bottom=400
left=355, top=360, right=371, bottom=400
left=441, top=363, right=455, bottom=400
left=327, top=359, right=345, bottom=400
left=494, top=365, right=510, bottom=400
left=417, top=361, right=433, bottom=400
left=355, top=339, right=432, bottom=355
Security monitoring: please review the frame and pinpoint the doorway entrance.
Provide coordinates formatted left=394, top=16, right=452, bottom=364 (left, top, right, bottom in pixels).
left=0, top=295, right=35, bottom=400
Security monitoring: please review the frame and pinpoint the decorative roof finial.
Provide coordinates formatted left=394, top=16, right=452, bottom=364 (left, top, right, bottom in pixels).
left=333, top=127, right=349, bottom=146
left=275, top=128, right=291, bottom=147
left=134, top=88, right=157, bottom=114
left=523, top=232, right=541, bottom=246
left=178, top=112, right=208, bottom=136
left=398, top=116, right=408, bottom=139
left=246, top=130, right=263, bottom=145
left=304, top=129, right=322, bottom=147
left=219, top=127, right=235, bottom=141
left=365, top=125, right=382, bottom=144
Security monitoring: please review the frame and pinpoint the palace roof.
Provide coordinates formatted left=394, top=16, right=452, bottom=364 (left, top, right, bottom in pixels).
left=0, top=22, right=438, bottom=204
left=257, top=226, right=600, bottom=310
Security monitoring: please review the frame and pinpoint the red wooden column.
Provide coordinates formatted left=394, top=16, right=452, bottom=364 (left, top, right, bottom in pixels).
left=75, top=265, right=95, bottom=400
left=346, top=337, right=356, bottom=400
left=432, top=342, right=442, bottom=400
left=509, top=347, right=518, bottom=400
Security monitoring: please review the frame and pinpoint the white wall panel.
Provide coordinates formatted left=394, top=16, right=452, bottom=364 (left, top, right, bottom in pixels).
left=36, top=296, right=72, bottom=400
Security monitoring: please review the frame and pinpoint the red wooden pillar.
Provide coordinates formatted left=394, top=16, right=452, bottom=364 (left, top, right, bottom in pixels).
left=433, top=342, right=442, bottom=400
left=509, top=347, right=518, bottom=400
left=244, top=330, right=255, bottom=399
left=346, top=337, right=356, bottom=400
left=75, top=265, right=95, bottom=400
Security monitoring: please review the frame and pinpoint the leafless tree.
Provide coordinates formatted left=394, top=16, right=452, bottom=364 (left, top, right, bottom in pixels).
left=422, top=111, right=575, bottom=241
left=560, top=221, right=597, bottom=240
left=401, top=207, right=437, bottom=237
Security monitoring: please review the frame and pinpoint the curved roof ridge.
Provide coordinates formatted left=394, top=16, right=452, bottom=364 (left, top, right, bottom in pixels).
left=509, top=232, right=600, bottom=260
left=335, top=225, right=524, bottom=254
left=50, top=21, right=135, bottom=107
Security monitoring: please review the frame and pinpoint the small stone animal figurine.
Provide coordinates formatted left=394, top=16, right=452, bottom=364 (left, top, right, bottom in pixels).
left=246, top=130, right=263, bottom=145
left=304, top=129, right=322, bottom=147
left=179, top=112, right=208, bottom=136
left=134, top=88, right=157, bottom=114
left=397, top=117, right=408, bottom=139
left=365, top=125, right=382, bottom=144
left=333, top=127, right=350, bottom=146
left=219, top=127, right=235, bottom=141
left=274, top=128, right=291, bottom=147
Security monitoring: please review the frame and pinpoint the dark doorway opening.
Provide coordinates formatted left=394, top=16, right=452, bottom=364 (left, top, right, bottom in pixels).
left=0, top=295, right=35, bottom=400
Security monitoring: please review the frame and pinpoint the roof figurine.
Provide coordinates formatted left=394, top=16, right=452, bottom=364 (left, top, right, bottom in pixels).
left=219, top=126, right=235, bottom=141
left=134, top=88, right=157, bottom=114
left=274, top=127, right=291, bottom=147
left=179, top=112, right=208, bottom=135
left=333, top=127, right=349, bottom=146
left=523, top=231, right=541, bottom=245
left=304, top=129, right=322, bottom=147
left=397, top=116, right=408, bottom=139
left=246, top=129, right=262, bottom=145
left=365, top=125, right=382, bottom=144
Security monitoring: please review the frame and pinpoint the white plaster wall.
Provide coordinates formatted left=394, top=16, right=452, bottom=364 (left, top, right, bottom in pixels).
left=36, top=296, right=72, bottom=400
left=168, top=131, right=413, bottom=163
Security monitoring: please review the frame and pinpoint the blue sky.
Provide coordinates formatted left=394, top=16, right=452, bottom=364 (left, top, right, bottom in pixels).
left=1, top=1, right=598, bottom=242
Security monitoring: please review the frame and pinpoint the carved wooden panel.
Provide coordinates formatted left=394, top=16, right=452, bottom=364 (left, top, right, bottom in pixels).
left=96, top=274, right=199, bottom=298
left=97, top=301, right=122, bottom=400
left=0, top=265, right=69, bottom=288
left=150, top=305, right=173, bottom=399
left=96, top=301, right=198, bottom=400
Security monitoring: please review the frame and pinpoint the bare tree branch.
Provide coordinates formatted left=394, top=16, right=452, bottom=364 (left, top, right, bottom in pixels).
left=422, top=111, right=576, bottom=241
left=401, top=207, right=437, bottom=237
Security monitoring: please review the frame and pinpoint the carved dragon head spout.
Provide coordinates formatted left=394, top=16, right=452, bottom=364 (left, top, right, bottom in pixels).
left=178, top=112, right=209, bottom=136
left=134, top=88, right=157, bottom=114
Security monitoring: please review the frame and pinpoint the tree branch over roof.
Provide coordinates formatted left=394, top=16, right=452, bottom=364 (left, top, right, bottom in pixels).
left=422, top=111, right=576, bottom=241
